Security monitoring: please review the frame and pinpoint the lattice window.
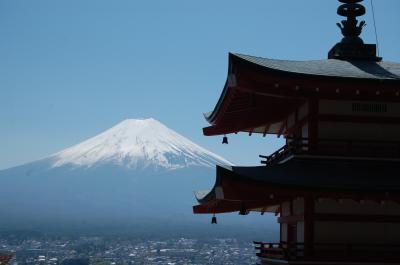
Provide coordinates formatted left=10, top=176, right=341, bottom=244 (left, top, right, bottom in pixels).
left=352, top=103, right=387, bottom=113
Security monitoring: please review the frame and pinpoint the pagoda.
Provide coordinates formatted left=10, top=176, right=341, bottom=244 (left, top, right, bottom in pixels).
left=193, top=0, right=400, bottom=264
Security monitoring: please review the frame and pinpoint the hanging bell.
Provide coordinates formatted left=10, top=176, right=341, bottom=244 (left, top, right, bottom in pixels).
left=211, top=214, right=217, bottom=224
left=239, top=201, right=248, bottom=215
left=222, top=135, right=228, bottom=144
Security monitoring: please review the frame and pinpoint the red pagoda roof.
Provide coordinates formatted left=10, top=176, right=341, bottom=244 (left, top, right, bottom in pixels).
left=203, top=53, right=400, bottom=136
left=193, top=157, right=400, bottom=214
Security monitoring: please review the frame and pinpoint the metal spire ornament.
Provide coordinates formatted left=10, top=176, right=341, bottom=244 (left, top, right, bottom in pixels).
left=328, top=0, right=381, bottom=61
left=336, top=0, right=366, bottom=44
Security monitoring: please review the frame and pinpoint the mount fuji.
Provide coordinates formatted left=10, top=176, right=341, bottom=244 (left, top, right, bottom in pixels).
left=51, top=118, right=230, bottom=170
left=0, top=119, right=233, bottom=231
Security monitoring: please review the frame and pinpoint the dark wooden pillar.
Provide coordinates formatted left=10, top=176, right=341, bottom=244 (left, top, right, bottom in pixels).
left=304, top=196, right=315, bottom=258
left=308, top=97, right=319, bottom=153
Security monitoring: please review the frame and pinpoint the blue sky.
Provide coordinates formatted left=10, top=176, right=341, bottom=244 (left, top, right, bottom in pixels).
left=1, top=0, right=399, bottom=169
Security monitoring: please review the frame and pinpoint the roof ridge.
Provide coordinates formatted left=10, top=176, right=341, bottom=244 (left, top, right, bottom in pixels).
left=232, top=53, right=400, bottom=81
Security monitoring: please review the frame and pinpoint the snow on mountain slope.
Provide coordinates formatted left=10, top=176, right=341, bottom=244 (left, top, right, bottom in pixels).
left=50, top=118, right=231, bottom=170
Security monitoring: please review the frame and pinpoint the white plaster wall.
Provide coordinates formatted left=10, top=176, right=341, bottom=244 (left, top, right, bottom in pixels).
left=297, top=221, right=305, bottom=243
left=314, top=221, right=400, bottom=244
left=319, top=100, right=400, bottom=117
left=315, top=199, right=400, bottom=215
left=301, top=124, right=309, bottom=138
left=281, top=223, right=288, bottom=242
left=318, top=121, right=400, bottom=141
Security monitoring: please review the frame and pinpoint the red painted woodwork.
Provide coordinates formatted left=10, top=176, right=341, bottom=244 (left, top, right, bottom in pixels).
left=193, top=200, right=274, bottom=214
left=197, top=51, right=400, bottom=264
left=314, top=213, right=400, bottom=223
left=287, top=224, right=297, bottom=244
left=254, top=241, right=400, bottom=262
left=308, top=99, right=319, bottom=150
left=233, top=57, right=400, bottom=100
left=278, top=215, right=304, bottom=224
left=318, top=114, right=400, bottom=124
left=203, top=92, right=301, bottom=136
left=193, top=168, right=400, bottom=214
left=204, top=55, right=400, bottom=137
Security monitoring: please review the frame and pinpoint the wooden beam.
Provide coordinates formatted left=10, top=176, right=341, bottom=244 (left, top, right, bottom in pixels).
left=275, top=206, right=280, bottom=216
left=235, top=61, right=400, bottom=99
left=285, top=114, right=313, bottom=137
left=278, top=214, right=304, bottom=224
left=309, top=98, right=319, bottom=150
left=277, top=121, right=286, bottom=138
left=263, top=124, right=271, bottom=137
left=314, top=213, right=400, bottom=223
left=249, top=128, right=253, bottom=136
left=318, top=114, right=400, bottom=124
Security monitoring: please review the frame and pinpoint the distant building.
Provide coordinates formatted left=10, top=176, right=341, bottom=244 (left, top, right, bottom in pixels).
left=193, top=0, right=400, bottom=264
left=61, top=258, right=89, bottom=265
left=0, top=254, right=14, bottom=265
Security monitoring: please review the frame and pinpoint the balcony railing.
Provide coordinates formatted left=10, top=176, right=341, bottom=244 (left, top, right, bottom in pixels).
left=260, top=138, right=400, bottom=165
left=254, top=241, right=400, bottom=263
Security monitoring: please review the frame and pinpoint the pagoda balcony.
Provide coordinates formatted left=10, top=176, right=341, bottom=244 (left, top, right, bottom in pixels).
left=260, top=138, right=400, bottom=165
left=254, top=241, right=400, bottom=264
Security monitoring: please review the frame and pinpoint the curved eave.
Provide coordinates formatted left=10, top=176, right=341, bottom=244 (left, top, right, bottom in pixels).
left=204, top=58, right=233, bottom=124
left=193, top=165, right=283, bottom=214
left=193, top=158, right=400, bottom=214
left=203, top=53, right=304, bottom=136
left=205, top=53, right=256, bottom=125
left=203, top=53, right=400, bottom=136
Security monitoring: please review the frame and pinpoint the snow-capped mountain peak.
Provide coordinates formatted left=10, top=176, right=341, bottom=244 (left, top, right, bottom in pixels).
left=51, top=118, right=231, bottom=170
